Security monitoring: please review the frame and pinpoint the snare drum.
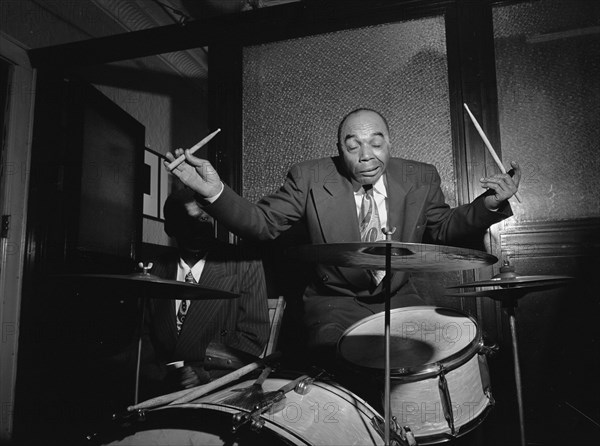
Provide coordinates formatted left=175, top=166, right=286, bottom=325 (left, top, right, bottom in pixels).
left=338, top=306, right=494, bottom=444
left=99, top=373, right=385, bottom=445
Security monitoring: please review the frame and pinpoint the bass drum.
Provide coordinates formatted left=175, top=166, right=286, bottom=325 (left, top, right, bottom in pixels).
left=99, top=373, right=385, bottom=445
left=338, top=306, right=494, bottom=444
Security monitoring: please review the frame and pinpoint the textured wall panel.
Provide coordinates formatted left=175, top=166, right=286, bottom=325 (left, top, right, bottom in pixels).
left=242, top=16, right=455, bottom=207
left=493, top=0, right=600, bottom=223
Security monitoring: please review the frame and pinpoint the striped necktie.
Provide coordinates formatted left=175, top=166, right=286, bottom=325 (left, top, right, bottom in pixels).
left=359, top=185, right=386, bottom=284
left=176, top=271, right=194, bottom=334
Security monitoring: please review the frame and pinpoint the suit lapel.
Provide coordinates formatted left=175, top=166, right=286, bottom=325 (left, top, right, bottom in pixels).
left=310, top=158, right=373, bottom=289
left=312, top=158, right=359, bottom=244
left=385, top=162, right=409, bottom=242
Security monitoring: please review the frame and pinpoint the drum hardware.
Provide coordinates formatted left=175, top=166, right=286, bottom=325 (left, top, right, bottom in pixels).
left=446, top=261, right=574, bottom=446
left=231, top=374, right=310, bottom=433
left=293, top=376, right=315, bottom=395
left=85, top=409, right=147, bottom=442
left=437, top=365, right=456, bottom=436
left=373, top=416, right=417, bottom=446
left=221, top=366, right=273, bottom=410
left=478, top=343, right=499, bottom=357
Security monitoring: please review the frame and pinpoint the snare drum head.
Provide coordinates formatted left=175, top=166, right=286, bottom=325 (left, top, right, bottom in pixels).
left=99, top=374, right=384, bottom=446
left=338, top=306, right=479, bottom=373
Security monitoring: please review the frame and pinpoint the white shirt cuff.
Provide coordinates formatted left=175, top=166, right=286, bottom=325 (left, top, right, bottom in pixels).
left=205, top=182, right=225, bottom=204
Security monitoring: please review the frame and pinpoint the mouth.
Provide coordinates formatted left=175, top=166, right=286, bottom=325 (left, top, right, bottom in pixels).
left=359, top=166, right=381, bottom=176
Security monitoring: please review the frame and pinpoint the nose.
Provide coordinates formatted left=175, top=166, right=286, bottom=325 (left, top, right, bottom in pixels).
left=359, top=145, right=374, bottom=162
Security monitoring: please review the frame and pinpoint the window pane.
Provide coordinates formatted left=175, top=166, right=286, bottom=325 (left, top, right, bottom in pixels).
left=493, top=0, right=600, bottom=222
left=242, top=16, right=454, bottom=206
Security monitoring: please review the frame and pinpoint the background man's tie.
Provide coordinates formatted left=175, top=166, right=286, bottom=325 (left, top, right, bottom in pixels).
left=176, top=271, right=194, bottom=334
left=359, top=185, right=386, bottom=284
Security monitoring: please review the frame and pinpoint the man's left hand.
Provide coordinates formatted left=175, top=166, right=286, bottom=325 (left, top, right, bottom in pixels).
left=481, top=161, right=521, bottom=210
left=177, top=365, right=210, bottom=389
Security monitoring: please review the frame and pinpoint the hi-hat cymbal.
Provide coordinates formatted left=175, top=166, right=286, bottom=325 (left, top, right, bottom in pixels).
left=286, top=242, right=497, bottom=272
left=53, top=273, right=239, bottom=300
left=446, top=275, right=574, bottom=289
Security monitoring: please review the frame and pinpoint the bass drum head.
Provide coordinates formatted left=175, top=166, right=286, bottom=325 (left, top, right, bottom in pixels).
left=99, top=406, right=300, bottom=446
left=338, top=306, right=480, bottom=375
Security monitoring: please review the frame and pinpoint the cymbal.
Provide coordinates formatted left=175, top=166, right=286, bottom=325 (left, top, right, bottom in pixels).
left=445, top=284, right=569, bottom=299
left=53, top=273, right=239, bottom=300
left=446, top=275, right=574, bottom=289
left=286, top=242, right=497, bottom=272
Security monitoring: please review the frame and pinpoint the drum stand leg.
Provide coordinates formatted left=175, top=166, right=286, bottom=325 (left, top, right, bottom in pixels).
left=505, top=299, right=526, bottom=446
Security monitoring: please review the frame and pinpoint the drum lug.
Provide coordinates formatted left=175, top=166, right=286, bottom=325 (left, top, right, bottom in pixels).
left=485, top=388, right=496, bottom=406
left=438, top=365, right=457, bottom=437
left=372, top=416, right=416, bottom=446
left=250, top=417, right=265, bottom=431
left=479, top=343, right=499, bottom=357
left=111, top=408, right=146, bottom=424
left=294, top=377, right=314, bottom=395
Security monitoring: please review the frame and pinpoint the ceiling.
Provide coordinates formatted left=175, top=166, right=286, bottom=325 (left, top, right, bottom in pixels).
left=1, top=0, right=303, bottom=85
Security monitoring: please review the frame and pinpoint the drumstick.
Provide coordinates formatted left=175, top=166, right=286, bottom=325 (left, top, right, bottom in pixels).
left=169, top=360, right=264, bottom=405
left=127, top=352, right=281, bottom=411
left=463, top=104, right=522, bottom=203
left=165, top=128, right=221, bottom=171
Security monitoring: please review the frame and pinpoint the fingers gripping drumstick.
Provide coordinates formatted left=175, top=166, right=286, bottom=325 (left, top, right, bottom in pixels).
left=166, top=128, right=221, bottom=171
left=463, top=104, right=522, bottom=203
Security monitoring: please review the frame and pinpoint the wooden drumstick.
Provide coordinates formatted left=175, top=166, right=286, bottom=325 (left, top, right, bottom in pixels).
left=166, top=128, right=221, bottom=171
left=127, top=352, right=281, bottom=411
left=463, top=104, right=522, bottom=203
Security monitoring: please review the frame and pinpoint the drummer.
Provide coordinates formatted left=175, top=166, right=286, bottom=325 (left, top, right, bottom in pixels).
left=138, top=188, right=270, bottom=398
left=165, top=108, right=521, bottom=369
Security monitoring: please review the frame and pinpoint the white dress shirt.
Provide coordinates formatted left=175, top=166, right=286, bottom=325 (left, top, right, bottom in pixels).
left=175, top=256, right=207, bottom=314
left=353, top=176, right=388, bottom=232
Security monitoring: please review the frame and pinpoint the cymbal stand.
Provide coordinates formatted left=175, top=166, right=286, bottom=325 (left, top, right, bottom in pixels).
left=382, top=228, right=396, bottom=446
left=134, top=262, right=153, bottom=405
left=501, top=291, right=526, bottom=446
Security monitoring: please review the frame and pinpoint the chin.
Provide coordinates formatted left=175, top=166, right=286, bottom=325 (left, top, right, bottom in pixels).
left=359, top=178, right=376, bottom=185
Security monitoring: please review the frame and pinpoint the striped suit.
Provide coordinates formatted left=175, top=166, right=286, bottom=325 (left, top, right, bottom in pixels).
left=140, top=243, right=269, bottom=395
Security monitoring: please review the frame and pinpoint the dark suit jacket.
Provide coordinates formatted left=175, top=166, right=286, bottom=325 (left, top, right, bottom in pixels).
left=205, top=156, right=511, bottom=302
left=140, top=243, right=269, bottom=390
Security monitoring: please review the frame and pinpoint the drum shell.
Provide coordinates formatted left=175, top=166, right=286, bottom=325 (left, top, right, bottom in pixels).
left=390, top=354, right=492, bottom=444
left=337, top=306, right=494, bottom=443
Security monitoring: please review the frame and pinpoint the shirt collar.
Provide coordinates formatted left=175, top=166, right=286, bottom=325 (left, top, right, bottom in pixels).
left=355, top=175, right=387, bottom=198
left=178, top=255, right=207, bottom=281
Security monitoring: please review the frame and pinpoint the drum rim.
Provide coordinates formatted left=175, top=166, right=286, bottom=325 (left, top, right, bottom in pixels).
left=159, top=376, right=385, bottom=445
left=123, top=404, right=312, bottom=446
left=337, top=306, right=482, bottom=379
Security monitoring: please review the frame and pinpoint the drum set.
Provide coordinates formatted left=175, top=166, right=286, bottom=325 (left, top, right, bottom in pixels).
left=76, top=240, right=572, bottom=446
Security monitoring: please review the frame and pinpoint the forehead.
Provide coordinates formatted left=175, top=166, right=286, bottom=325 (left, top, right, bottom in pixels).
left=341, top=111, right=388, bottom=140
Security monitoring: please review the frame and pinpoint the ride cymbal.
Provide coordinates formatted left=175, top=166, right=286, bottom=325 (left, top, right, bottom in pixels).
left=286, top=242, right=497, bottom=272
